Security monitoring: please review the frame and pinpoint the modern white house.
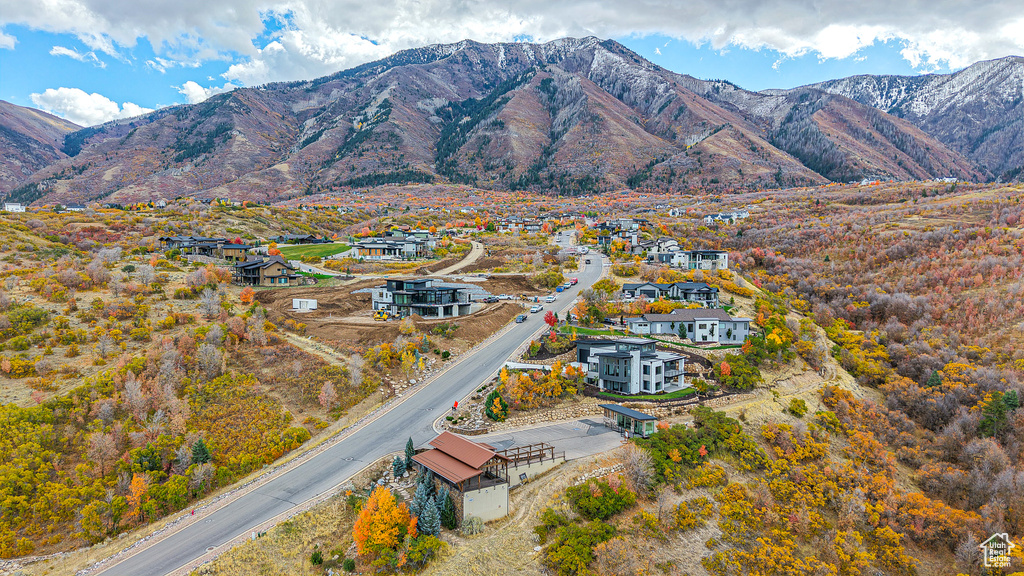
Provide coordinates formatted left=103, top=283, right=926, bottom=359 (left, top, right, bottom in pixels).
left=353, top=238, right=431, bottom=260
left=626, top=308, right=751, bottom=344
left=575, top=338, right=686, bottom=395
left=2, top=202, right=26, bottom=213
left=653, top=249, right=729, bottom=270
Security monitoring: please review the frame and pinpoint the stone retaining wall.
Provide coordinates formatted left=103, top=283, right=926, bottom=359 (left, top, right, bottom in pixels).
left=489, top=399, right=604, bottom=432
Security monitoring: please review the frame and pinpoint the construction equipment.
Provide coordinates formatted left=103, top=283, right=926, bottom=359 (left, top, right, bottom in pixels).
left=373, top=310, right=391, bottom=321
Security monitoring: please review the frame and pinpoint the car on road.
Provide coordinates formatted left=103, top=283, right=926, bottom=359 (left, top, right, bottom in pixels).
left=578, top=247, right=589, bottom=254
left=498, top=294, right=512, bottom=300
left=585, top=258, right=592, bottom=264
left=562, top=282, right=572, bottom=289
left=570, top=277, right=578, bottom=285
left=515, top=314, right=527, bottom=323
left=544, top=295, right=557, bottom=303
left=530, top=304, right=543, bottom=313
left=481, top=296, right=499, bottom=303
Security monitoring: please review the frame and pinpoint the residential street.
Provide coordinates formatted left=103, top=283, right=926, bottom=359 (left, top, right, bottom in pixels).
left=95, top=255, right=605, bottom=576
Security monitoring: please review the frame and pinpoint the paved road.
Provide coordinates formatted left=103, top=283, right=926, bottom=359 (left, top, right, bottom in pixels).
left=97, top=255, right=605, bottom=576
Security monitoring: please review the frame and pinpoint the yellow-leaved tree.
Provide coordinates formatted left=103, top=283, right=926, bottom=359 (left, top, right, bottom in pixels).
left=353, top=486, right=417, bottom=565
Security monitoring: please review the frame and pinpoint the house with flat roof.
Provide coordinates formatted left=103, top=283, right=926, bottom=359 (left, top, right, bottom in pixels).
left=654, top=249, right=729, bottom=270
left=372, top=278, right=471, bottom=318
left=354, top=237, right=431, bottom=260
left=233, top=255, right=300, bottom=286
left=599, top=404, right=658, bottom=438
left=2, top=202, right=25, bottom=213
left=575, top=338, right=686, bottom=395
left=626, top=308, right=751, bottom=344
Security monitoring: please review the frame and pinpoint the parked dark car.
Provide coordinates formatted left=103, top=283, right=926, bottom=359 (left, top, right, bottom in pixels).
left=515, top=314, right=527, bottom=323
left=602, top=318, right=614, bottom=325
left=482, top=296, right=499, bottom=303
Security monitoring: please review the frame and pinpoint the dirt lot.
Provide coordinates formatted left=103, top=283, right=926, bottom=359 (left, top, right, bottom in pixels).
left=255, top=276, right=542, bottom=351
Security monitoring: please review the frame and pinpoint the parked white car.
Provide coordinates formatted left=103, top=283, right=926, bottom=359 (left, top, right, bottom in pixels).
left=530, top=304, right=543, bottom=313
left=544, top=295, right=557, bottom=303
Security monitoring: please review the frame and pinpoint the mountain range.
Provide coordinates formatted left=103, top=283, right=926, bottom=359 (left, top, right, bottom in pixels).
left=1, top=38, right=1021, bottom=205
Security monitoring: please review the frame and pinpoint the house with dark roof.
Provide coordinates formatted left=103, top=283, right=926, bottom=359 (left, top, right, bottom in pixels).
left=217, top=243, right=253, bottom=262
left=268, top=233, right=326, bottom=245
left=232, top=255, right=300, bottom=286
left=575, top=338, right=686, bottom=395
left=621, top=282, right=719, bottom=307
left=626, top=308, right=751, bottom=344
left=371, top=278, right=471, bottom=318
left=412, top=432, right=510, bottom=523
left=599, top=404, right=658, bottom=438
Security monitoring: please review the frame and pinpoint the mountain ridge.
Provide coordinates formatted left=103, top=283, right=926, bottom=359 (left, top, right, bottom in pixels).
left=3, top=38, right=1015, bottom=205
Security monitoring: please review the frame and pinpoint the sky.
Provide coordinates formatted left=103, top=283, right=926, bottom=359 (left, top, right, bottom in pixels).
left=1, top=1, right=1022, bottom=127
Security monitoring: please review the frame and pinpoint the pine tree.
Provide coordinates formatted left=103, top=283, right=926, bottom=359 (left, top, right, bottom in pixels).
left=411, top=472, right=434, bottom=517
left=418, top=495, right=441, bottom=536
left=404, top=437, right=415, bottom=471
left=925, top=370, right=942, bottom=388
left=440, top=491, right=457, bottom=529
left=191, top=438, right=211, bottom=464
left=392, top=456, right=405, bottom=478
left=435, top=485, right=448, bottom=517
left=1004, top=390, right=1020, bottom=411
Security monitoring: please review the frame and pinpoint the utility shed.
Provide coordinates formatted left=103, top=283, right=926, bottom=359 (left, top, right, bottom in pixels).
left=413, top=432, right=510, bottom=523
left=291, top=298, right=318, bottom=311
left=599, top=404, right=658, bottom=438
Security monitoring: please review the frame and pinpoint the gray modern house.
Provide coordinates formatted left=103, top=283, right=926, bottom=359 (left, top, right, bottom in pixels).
left=575, top=338, right=686, bottom=395
left=371, top=278, right=472, bottom=318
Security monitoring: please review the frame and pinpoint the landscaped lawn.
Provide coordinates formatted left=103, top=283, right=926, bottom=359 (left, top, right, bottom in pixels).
left=278, top=243, right=350, bottom=259
left=595, top=387, right=696, bottom=401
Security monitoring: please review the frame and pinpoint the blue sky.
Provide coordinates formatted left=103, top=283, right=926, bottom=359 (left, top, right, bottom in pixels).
left=1, top=0, right=1018, bottom=126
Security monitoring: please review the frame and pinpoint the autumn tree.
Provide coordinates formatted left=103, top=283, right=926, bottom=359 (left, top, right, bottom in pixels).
left=352, top=486, right=417, bottom=564
left=239, top=287, right=255, bottom=305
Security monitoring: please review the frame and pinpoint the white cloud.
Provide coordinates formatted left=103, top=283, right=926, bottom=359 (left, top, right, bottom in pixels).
left=177, top=80, right=235, bottom=103
left=30, top=87, right=153, bottom=126
left=50, top=45, right=106, bottom=67
left=0, top=30, right=15, bottom=49
left=2, top=0, right=1023, bottom=87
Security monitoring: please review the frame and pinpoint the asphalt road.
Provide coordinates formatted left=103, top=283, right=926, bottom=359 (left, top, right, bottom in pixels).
left=97, top=254, right=605, bottom=576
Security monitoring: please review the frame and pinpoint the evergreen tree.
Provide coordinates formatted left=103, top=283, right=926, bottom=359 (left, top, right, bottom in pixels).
left=435, top=485, right=449, bottom=517
left=191, top=438, right=211, bottom=464
left=418, top=495, right=441, bottom=536
left=925, top=370, right=942, bottom=388
left=1004, top=390, right=1020, bottom=411
left=440, top=491, right=458, bottom=529
left=404, top=437, right=416, bottom=471
left=411, top=472, right=434, bottom=517
left=392, top=456, right=405, bottom=478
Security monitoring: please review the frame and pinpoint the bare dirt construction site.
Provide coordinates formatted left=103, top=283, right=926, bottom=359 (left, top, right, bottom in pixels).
left=255, top=275, right=543, bottom=352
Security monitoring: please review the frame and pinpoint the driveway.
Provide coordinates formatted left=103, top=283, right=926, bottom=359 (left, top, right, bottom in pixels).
left=476, top=418, right=623, bottom=460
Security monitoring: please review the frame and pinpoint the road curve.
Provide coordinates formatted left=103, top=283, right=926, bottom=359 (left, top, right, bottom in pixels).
left=95, top=255, right=605, bottom=576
